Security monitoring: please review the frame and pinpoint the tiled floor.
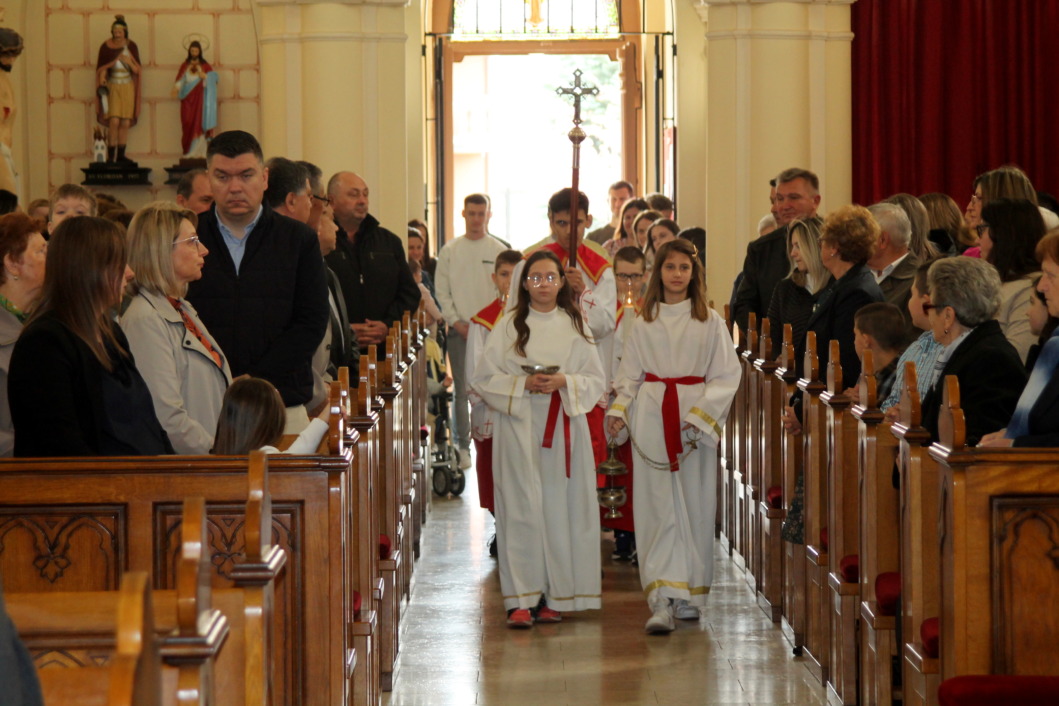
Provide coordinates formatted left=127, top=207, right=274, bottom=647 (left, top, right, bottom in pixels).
left=385, top=473, right=828, bottom=705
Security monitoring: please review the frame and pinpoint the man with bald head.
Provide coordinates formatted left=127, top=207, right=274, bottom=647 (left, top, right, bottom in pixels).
left=326, top=171, right=420, bottom=346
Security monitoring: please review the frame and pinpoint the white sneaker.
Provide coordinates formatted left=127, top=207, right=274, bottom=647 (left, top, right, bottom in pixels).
left=458, top=449, right=472, bottom=470
left=673, top=599, right=700, bottom=621
left=644, top=604, right=675, bottom=634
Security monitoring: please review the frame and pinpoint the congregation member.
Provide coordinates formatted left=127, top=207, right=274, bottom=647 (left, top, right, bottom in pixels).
left=186, top=130, right=328, bottom=433
left=174, top=168, right=214, bottom=215
left=602, top=197, right=648, bottom=258
left=436, top=193, right=509, bottom=470
left=121, top=202, right=231, bottom=455
left=587, top=180, right=634, bottom=245
left=920, top=257, right=1026, bottom=445
left=466, top=248, right=522, bottom=556
left=408, top=219, right=439, bottom=278
left=606, top=239, right=741, bottom=633
left=630, top=209, right=661, bottom=257
left=26, top=199, right=50, bottom=224
left=980, top=231, right=1059, bottom=448
left=921, top=192, right=974, bottom=254
left=766, top=216, right=827, bottom=372
left=679, top=227, right=707, bottom=267
left=406, top=226, right=437, bottom=296
left=9, top=217, right=173, bottom=456
left=851, top=303, right=908, bottom=401
left=734, top=168, right=821, bottom=332
left=0, top=212, right=47, bottom=456
left=263, top=157, right=312, bottom=224
left=471, top=249, right=605, bottom=629
left=212, top=377, right=329, bottom=455
left=0, top=579, right=42, bottom=706
left=46, top=183, right=96, bottom=237
left=978, top=198, right=1045, bottom=363
left=644, top=218, right=679, bottom=268
left=884, top=193, right=936, bottom=262
left=1024, top=273, right=1059, bottom=372
left=645, top=192, right=674, bottom=220
left=327, top=171, right=421, bottom=347
left=966, top=165, right=1059, bottom=236
left=867, top=201, right=919, bottom=339
left=881, top=260, right=944, bottom=415
left=298, top=160, right=327, bottom=231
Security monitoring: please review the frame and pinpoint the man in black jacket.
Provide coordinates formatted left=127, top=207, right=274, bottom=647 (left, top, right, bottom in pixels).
left=733, top=168, right=821, bottom=333
left=186, top=130, right=329, bottom=430
left=326, top=170, right=421, bottom=346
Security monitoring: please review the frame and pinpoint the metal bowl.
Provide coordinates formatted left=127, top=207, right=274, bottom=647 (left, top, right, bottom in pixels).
left=521, top=364, right=560, bottom=375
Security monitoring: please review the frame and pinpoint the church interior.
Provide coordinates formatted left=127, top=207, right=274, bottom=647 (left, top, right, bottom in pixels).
left=0, top=1, right=1057, bottom=705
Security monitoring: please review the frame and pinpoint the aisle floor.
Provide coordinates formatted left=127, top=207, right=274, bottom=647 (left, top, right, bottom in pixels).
left=384, top=475, right=829, bottom=705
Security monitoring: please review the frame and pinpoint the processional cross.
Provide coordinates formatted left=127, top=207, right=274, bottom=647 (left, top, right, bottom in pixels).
left=555, top=70, right=599, bottom=264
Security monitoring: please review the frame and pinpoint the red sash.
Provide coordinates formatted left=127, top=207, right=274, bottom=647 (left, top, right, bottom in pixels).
left=542, top=391, right=571, bottom=477
left=644, top=373, right=703, bottom=471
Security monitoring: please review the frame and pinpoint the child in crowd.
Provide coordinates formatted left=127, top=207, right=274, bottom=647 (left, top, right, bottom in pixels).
left=46, top=184, right=97, bottom=237
left=881, top=260, right=944, bottom=416
left=409, top=258, right=443, bottom=329
left=606, top=239, right=741, bottom=634
left=606, top=246, right=648, bottom=563
left=466, top=248, right=522, bottom=556
left=852, top=302, right=910, bottom=401
left=212, top=377, right=329, bottom=455
left=471, top=249, right=605, bottom=629
left=1025, top=273, right=1059, bottom=372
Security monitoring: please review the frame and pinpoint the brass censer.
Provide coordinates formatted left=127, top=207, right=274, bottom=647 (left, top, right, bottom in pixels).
left=596, top=440, right=628, bottom=519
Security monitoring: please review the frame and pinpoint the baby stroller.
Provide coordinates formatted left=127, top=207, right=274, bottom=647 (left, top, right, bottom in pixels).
left=424, top=334, right=464, bottom=496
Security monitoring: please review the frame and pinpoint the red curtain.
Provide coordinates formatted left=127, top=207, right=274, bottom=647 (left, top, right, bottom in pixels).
left=851, top=0, right=1059, bottom=206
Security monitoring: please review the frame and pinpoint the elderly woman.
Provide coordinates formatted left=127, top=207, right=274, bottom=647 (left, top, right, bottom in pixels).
left=603, top=198, right=649, bottom=258
left=808, top=205, right=885, bottom=383
left=977, top=198, right=1045, bottom=363
left=767, top=216, right=828, bottom=372
left=120, top=202, right=231, bottom=454
left=920, top=258, right=1026, bottom=445
left=0, top=213, right=47, bottom=456
left=980, top=231, right=1059, bottom=447
left=9, top=217, right=172, bottom=456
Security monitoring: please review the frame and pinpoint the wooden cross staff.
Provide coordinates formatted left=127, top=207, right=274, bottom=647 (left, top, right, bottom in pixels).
left=556, top=69, right=599, bottom=265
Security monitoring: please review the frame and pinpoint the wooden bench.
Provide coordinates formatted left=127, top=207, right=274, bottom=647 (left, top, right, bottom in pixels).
left=754, top=319, right=784, bottom=623
left=778, top=323, right=806, bottom=654
left=854, top=352, right=901, bottom=706
left=719, top=305, right=736, bottom=551
left=797, top=331, right=830, bottom=683
left=741, top=320, right=761, bottom=592
left=822, top=340, right=860, bottom=705
left=35, top=571, right=163, bottom=706
left=930, top=376, right=1059, bottom=681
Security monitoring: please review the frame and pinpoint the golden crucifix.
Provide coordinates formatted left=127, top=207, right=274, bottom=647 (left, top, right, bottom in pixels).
left=555, top=70, right=599, bottom=263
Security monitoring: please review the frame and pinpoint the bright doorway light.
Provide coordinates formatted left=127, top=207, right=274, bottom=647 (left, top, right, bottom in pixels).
left=451, top=54, right=623, bottom=251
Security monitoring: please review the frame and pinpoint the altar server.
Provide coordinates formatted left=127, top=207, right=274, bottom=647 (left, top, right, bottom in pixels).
left=471, top=249, right=605, bottom=629
left=606, top=239, right=741, bottom=633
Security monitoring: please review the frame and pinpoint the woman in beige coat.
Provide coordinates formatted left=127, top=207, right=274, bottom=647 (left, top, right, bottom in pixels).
left=121, top=202, right=231, bottom=453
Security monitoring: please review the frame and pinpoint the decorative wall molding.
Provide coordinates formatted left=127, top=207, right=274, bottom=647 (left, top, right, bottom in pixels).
left=259, top=30, right=409, bottom=44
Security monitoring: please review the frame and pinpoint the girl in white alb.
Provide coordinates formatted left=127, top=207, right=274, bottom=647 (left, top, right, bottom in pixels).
left=606, top=239, right=741, bottom=633
left=470, top=249, right=605, bottom=628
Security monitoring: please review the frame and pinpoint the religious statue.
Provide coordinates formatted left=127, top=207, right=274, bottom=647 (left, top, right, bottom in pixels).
left=0, top=26, right=23, bottom=194
left=95, top=15, right=141, bottom=164
left=172, top=36, right=218, bottom=160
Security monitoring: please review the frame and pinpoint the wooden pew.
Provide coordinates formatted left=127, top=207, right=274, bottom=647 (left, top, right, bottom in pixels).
left=8, top=496, right=231, bottom=706
left=797, top=331, right=830, bottom=683
left=35, top=571, right=163, bottom=706
left=407, top=308, right=429, bottom=559
left=729, top=314, right=752, bottom=572
left=754, top=319, right=784, bottom=622
left=0, top=451, right=350, bottom=705
left=741, top=320, right=761, bottom=592
left=892, top=362, right=940, bottom=706
left=854, top=352, right=901, bottom=706
left=822, top=340, right=861, bottom=705
left=930, top=376, right=1059, bottom=680
left=719, top=304, right=736, bottom=550
left=778, top=323, right=807, bottom=654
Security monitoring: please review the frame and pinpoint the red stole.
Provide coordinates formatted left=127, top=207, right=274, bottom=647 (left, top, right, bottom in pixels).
left=539, top=241, right=611, bottom=285
left=542, top=391, right=571, bottom=477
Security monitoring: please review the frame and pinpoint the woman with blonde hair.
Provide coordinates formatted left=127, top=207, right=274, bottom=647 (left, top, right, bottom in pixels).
left=9, top=217, right=172, bottom=456
left=120, top=201, right=231, bottom=454
left=606, top=239, right=741, bottom=633
left=766, top=216, right=827, bottom=372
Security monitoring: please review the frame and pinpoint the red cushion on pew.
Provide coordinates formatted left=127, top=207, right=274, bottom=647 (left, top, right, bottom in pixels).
left=921, top=617, right=939, bottom=658
left=353, top=590, right=362, bottom=613
left=379, top=534, right=392, bottom=560
left=875, top=572, right=900, bottom=616
left=420, top=425, right=430, bottom=442
left=767, top=485, right=783, bottom=509
left=938, top=676, right=1059, bottom=705
left=839, top=554, right=859, bottom=583
left=820, top=527, right=828, bottom=553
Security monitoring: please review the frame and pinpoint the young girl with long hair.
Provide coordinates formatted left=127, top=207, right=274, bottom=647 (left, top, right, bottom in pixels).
left=212, top=377, right=329, bottom=455
left=470, top=249, right=605, bottom=628
left=606, top=239, right=741, bottom=633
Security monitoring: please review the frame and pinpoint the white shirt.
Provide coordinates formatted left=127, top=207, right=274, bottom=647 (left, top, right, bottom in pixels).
left=872, top=251, right=910, bottom=284
left=435, top=234, right=508, bottom=326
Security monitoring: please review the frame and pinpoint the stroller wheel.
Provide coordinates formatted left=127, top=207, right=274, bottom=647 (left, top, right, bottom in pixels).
left=433, top=467, right=451, bottom=496
left=450, top=469, right=466, bottom=497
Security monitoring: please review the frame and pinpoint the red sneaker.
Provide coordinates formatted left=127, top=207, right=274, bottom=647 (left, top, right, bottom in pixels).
left=506, top=608, right=533, bottom=628
left=535, top=605, right=562, bottom=623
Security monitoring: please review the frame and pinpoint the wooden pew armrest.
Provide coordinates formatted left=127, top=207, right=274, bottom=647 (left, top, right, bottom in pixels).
left=904, top=642, right=939, bottom=674
left=227, top=544, right=287, bottom=587
left=350, top=610, right=378, bottom=636
left=860, top=601, right=895, bottom=630
left=827, top=571, right=859, bottom=596
left=159, top=608, right=229, bottom=666
left=806, top=545, right=828, bottom=567
left=374, top=578, right=385, bottom=601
